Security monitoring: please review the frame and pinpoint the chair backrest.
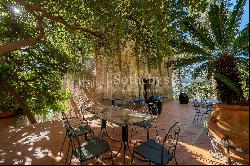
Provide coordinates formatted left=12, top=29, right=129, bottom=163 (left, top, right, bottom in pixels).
left=66, top=125, right=84, bottom=160
left=161, top=122, right=181, bottom=163
left=80, top=104, right=87, bottom=118
left=61, top=112, right=86, bottom=161
left=61, top=112, right=72, bottom=134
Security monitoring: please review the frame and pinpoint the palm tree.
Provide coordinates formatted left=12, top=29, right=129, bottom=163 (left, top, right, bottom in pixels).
left=167, top=0, right=249, bottom=105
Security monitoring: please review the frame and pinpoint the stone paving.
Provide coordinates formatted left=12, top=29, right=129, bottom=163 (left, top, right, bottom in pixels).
left=0, top=100, right=227, bottom=165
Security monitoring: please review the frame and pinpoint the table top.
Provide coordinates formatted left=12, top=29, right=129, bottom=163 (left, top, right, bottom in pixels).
left=86, top=105, right=156, bottom=126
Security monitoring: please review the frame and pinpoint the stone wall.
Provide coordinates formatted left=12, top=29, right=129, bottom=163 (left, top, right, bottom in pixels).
left=63, top=41, right=174, bottom=109
left=94, top=41, right=174, bottom=101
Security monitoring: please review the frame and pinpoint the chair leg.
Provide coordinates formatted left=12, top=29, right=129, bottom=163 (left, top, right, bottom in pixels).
left=130, top=127, right=134, bottom=143
left=85, top=133, right=87, bottom=140
left=131, top=151, right=134, bottom=165
left=91, top=130, right=95, bottom=137
left=95, top=156, right=99, bottom=164
left=65, top=141, right=71, bottom=165
left=69, top=146, right=73, bottom=165
left=174, top=157, right=178, bottom=165
left=192, top=115, right=196, bottom=124
left=60, top=135, right=67, bottom=156
left=110, top=150, right=113, bottom=165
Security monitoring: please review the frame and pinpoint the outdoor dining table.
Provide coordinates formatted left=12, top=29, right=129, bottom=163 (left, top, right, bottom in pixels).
left=85, top=104, right=156, bottom=164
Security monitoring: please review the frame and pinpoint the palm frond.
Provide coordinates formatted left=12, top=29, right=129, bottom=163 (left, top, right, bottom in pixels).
left=193, top=62, right=209, bottom=78
left=209, top=2, right=228, bottom=48
left=170, top=40, right=211, bottom=56
left=192, top=61, right=215, bottom=79
left=215, top=74, right=241, bottom=94
left=233, top=23, right=249, bottom=55
left=226, top=0, right=246, bottom=44
left=182, top=19, right=215, bottom=50
left=165, top=55, right=209, bottom=69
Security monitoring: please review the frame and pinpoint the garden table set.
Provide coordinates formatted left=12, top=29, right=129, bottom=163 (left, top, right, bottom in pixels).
left=85, top=105, right=157, bottom=164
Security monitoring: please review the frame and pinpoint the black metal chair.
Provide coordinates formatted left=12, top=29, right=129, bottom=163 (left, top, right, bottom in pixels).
left=192, top=99, right=213, bottom=126
left=60, top=112, right=94, bottom=157
left=80, top=104, right=99, bottom=122
left=66, top=125, right=113, bottom=165
left=131, top=122, right=181, bottom=165
left=131, top=102, right=159, bottom=140
left=192, top=107, right=202, bottom=126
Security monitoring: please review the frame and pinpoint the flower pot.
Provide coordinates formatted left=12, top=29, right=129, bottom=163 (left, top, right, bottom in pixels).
left=0, top=110, right=16, bottom=118
left=206, top=104, right=249, bottom=164
left=179, top=93, right=189, bottom=104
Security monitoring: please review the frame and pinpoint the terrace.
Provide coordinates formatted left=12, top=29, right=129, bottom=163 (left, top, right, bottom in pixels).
left=0, top=100, right=230, bottom=165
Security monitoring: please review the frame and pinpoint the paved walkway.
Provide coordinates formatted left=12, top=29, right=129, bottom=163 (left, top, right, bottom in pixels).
left=0, top=100, right=226, bottom=165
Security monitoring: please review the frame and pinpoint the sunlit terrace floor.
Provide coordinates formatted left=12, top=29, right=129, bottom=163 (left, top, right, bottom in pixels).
left=0, top=100, right=228, bottom=165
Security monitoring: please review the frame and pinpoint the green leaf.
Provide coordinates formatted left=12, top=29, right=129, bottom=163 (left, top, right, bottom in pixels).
left=165, top=55, right=209, bottom=69
left=226, top=0, right=246, bottom=44
left=171, top=40, right=211, bottom=56
left=233, top=23, right=249, bottom=55
left=182, top=19, right=215, bottom=50
left=193, top=62, right=209, bottom=78
left=208, top=2, right=228, bottom=47
left=215, top=74, right=240, bottom=94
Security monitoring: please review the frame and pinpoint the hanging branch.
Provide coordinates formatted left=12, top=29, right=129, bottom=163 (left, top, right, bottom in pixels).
left=0, top=0, right=103, bottom=57
left=15, top=0, right=102, bottom=38
left=0, top=80, right=37, bottom=124
left=0, top=15, right=44, bottom=57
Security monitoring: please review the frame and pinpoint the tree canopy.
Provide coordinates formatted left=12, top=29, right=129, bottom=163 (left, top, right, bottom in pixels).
left=0, top=0, right=230, bottom=122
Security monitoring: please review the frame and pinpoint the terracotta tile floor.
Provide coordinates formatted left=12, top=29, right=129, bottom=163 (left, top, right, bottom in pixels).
left=0, top=100, right=226, bottom=165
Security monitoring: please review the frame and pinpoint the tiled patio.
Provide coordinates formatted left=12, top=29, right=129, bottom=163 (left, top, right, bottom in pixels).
left=0, top=100, right=226, bottom=165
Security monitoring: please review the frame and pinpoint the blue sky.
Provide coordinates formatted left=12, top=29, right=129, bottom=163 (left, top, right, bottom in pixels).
left=238, top=0, right=249, bottom=29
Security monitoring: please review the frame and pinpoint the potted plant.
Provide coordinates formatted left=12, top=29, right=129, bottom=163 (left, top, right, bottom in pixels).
left=167, top=0, right=249, bottom=164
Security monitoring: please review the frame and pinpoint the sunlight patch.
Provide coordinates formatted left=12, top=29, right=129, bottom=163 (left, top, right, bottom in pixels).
left=28, top=147, right=33, bottom=151
left=13, top=158, right=23, bottom=165
left=24, top=157, right=32, bottom=165
left=33, top=147, right=49, bottom=159
left=0, top=159, right=4, bottom=164
left=17, top=131, right=50, bottom=145
left=22, top=132, right=28, bottom=136
left=9, top=126, right=22, bottom=133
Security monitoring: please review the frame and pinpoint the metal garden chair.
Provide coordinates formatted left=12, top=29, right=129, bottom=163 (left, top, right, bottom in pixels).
left=131, top=122, right=181, bottom=165
left=192, top=99, right=213, bottom=126
left=65, top=124, right=113, bottom=165
left=60, top=112, right=94, bottom=157
left=131, top=102, right=159, bottom=140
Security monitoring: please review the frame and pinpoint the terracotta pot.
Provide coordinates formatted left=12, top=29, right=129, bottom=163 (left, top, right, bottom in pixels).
left=0, top=110, right=16, bottom=118
left=207, top=104, right=249, bottom=164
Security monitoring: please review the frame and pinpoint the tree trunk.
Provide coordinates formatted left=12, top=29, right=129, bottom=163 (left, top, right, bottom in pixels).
left=83, top=57, right=100, bottom=105
left=0, top=80, right=37, bottom=124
